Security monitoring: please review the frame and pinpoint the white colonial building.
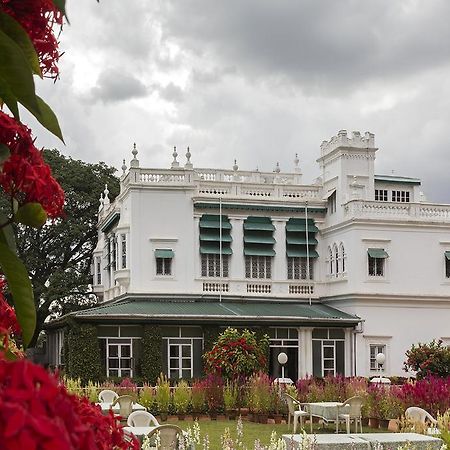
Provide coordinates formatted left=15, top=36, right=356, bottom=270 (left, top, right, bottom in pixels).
left=47, top=130, right=450, bottom=381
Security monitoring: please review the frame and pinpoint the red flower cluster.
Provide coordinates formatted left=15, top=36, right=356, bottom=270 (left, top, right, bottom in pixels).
left=0, top=111, right=64, bottom=217
left=1, top=0, right=63, bottom=78
left=0, top=359, right=139, bottom=449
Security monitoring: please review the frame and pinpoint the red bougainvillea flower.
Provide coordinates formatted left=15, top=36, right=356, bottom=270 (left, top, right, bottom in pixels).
left=0, top=111, right=64, bottom=217
left=0, top=359, right=139, bottom=449
left=1, top=0, right=63, bottom=78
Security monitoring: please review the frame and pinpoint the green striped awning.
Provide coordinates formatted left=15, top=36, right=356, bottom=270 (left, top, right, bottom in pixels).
left=367, top=248, right=389, bottom=258
left=199, top=221, right=232, bottom=229
left=286, top=222, right=319, bottom=232
left=286, top=236, right=318, bottom=245
left=199, top=232, right=232, bottom=242
left=287, top=248, right=319, bottom=258
left=445, top=251, right=450, bottom=260
left=244, top=235, right=276, bottom=244
left=155, top=249, right=174, bottom=258
left=200, top=244, right=233, bottom=255
left=243, top=222, right=275, bottom=231
left=244, top=247, right=276, bottom=257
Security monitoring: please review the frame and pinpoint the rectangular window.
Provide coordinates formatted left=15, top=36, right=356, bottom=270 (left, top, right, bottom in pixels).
left=121, top=234, right=127, bottom=269
left=245, top=255, right=272, bottom=279
left=375, top=189, right=388, bottom=201
left=312, top=328, right=345, bottom=377
left=287, top=257, right=313, bottom=280
left=445, top=252, right=450, bottom=278
left=328, top=191, right=337, bottom=214
left=201, top=254, right=229, bottom=277
left=156, top=258, right=172, bottom=276
left=107, top=340, right=133, bottom=378
left=168, top=341, right=193, bottom=379
left=370, top=344, right=386, bottom=371
left=96, top=257, right=101, bottom=285
left=391, top=190, right=410, bottom=202
left=368, top=256, right=384, bottom=276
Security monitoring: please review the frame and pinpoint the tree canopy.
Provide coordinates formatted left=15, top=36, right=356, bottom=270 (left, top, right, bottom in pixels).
left=12, top=149, right=119, bottom=346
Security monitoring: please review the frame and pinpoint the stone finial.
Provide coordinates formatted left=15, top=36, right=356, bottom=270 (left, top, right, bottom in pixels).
left=103, top=184, right=110, bottom=206
left=130, top=143, right=139, bottom=168
left=98, top=192, right=104, bottom=212
left=233, top=159, right=238, bottom=172
left=294, top=153, right=300, bottom=173
left=274, top=162, right=280, bottom=173
left=121, top=159, right=127, bottom=175
left=171, top=146, right=179, bottom=169
left=185, top=146, right=193, bottom=169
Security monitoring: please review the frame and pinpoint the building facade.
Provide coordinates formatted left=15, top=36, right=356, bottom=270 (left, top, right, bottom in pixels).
left=47, top=130, right=450, bottom=380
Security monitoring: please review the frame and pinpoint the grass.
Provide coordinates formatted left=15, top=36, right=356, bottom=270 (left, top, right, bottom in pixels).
left=176, top=419, right=388, bottom=449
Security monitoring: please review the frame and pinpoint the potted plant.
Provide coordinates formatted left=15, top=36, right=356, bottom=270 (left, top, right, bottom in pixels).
left=378, top=390, right=404, bottom=429
left=252, top=372, right=271, bottom=424
left=204, top=374, right=223, bottom=420
left=173, top=380, right=191, bottom=421
left=270, top=383, right=284, bottom=424
left=366, top=385, right=381, bottom=428
left=156, top=373, right=171, bottom=421
left=223, top=382, right=238, bottom=420
left=191, top=380, right=205, bottom=420
left=139, top=385, right=155, bottom=411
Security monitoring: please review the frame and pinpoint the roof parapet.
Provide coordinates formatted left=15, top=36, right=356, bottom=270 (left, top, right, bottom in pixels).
left=320, top=130, right=375, bottom=156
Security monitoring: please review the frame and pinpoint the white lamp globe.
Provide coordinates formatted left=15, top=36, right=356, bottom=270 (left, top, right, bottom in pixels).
left=277, top=352, right=288, bottom=365
left=376, top=352, right=386, bottom=366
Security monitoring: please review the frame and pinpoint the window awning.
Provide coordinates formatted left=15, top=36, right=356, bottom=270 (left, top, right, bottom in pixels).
left=445, top=251, right=450, bottom=260
left=287, top=248, right=319, bottom=258
left=199, top=221, right=232, bottom=229
left=244, top=247, right=276, bottom=257
left=367, top=248, right=389, bottom=259
left=243, top=222, right=275, bottom=231
left=285, top=221, right=319, bottom=233
left=200, top=245, right=233, bottom=255
left=155, top=249, right=174, bottom=258
left=244, top=235, right=276, bottom=244
left=286, top=236, right=318, bottom=245
left=199, top=232, right=232, bottom=242
left=322, top=188, right=336, bottom=201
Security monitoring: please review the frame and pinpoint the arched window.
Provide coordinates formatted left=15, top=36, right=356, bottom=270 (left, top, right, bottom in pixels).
left=339, top=243, right=346, bottom=274
left=328, top=246, right=333, bottom=275
left=333, top=244, right=339, bottom=276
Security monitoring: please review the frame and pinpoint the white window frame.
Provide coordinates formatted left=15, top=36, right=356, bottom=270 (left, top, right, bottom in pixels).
left=339, top=243, right=346, bottom=275
left=106, top=339, right=133, bottom=378
left=375, top=189, right=388, bottom=201
left=121, top=234, right=127, bottom=269
left=334, top=244, right=339, bottom=276
left=322, top=342, right=336, bottom=377
left=391, top=190, right=410, bottom=203
left=245, top=255, right=272, bottom=279
left=364, top=336, right=391, bottom=374
left=96, top=256, right=102, bottom=285
left=445, top=254, right=450, bottom=279
left=168, top=340, right=193, bottom=379
left=369, top=344, right=387, bottom=371
left=328, top=191, right=337, bottom=214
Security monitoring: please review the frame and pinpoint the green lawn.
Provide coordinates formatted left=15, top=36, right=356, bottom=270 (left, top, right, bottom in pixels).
left=176, top=419, right=388, bottom=449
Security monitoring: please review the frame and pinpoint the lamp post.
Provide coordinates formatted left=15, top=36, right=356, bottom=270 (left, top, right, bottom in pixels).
left=376, top=352, right=386, bottom=382
left=278, top=352, right=288, bottom=379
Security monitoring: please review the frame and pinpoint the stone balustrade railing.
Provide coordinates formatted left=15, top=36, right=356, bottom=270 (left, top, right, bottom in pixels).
left=122, top=167, right=321, bottom=201
left=345, top=200, right=450, bottom=222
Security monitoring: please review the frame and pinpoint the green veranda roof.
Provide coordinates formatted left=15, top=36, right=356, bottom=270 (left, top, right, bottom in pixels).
left=67, top=298, right=359, bottom=325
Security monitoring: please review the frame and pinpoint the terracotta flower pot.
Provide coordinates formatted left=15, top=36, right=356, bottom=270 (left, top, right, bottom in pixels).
left=369, top=417, right=379, bottom=428
left=273, top=414, right=283, bottom=424
left=379, top=419, right=390, bottom=429
left=258, top=413, right=269, bottom=424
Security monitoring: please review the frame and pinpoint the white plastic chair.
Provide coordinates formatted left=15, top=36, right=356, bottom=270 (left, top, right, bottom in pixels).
left=112, top=395, right=134, bottom=419
left=99, top=389, right=118, bottom=403
left=284, top=393, right=309, bottom=433
left=405, top=407, right=438, bottom=435
left=146, top=424, right=183, bottom=450
left=338, top=396, right=364, bottom=434
left=127, top=410, right=159, bottom=427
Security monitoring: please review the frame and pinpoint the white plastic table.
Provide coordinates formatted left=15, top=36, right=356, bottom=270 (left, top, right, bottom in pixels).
left=304, top=401, right=345, bottom=433
left=95, top=402, right=146, bottom=414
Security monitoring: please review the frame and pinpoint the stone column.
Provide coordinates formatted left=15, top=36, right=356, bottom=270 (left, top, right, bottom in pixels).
left=344, top=327, right=353, bottom=376
left=273, top=219, right=287, bottom=281
left=229, top=217, right=244, bottom=280
left=299, top=327, right=314, bottom=377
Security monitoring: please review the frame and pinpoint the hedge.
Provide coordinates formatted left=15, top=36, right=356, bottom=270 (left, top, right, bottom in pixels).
left=140, top=325, right=163, bottom=384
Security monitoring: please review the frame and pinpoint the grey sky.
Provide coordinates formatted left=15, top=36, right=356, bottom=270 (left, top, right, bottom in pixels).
left=31, top=0, right=450, bottom=202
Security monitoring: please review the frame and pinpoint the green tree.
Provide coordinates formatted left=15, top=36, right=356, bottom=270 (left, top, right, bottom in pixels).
left=11, top=149, right=119, bottom=346
left=404, top=339, right=450, bottom=378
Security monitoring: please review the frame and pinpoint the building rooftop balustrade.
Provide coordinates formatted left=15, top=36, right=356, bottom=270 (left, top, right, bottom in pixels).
left=345, top=199, right=450, bottom=222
